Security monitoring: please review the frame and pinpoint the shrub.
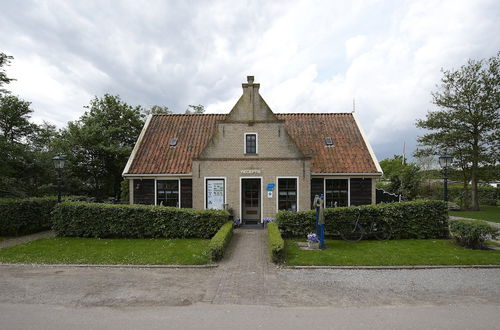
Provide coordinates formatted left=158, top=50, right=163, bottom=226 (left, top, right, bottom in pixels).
left=449, top=220, right=499, bottom=249
left=277, top=200, right=449, bottom=239
left=268, top=222, right=285, bottom=263
left=0, top=197, right=58, bottom=236
left=52, top=202, right=229, bottom=239
left=207, top=221, right=233, bottom=261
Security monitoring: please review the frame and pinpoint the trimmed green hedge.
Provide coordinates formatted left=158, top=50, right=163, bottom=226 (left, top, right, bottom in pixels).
left=277, top=200, right=449, bottom=239
left=268, top=222, right=285, bottom=263
left=449, top=220, right=499, bottom=249
left=207, top=221, right=234, bottom=261
left=53, top=202, right=229, bottom=239
left=0, top=197, right=58, bottom=236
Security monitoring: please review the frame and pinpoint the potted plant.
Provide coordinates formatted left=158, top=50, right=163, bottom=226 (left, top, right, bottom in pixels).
left=307, top=232, right=320, bottom=249
left=262, top=217, right=275, bottom=228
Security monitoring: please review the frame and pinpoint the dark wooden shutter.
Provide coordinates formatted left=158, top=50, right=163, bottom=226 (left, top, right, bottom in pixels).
left=180, top=179, right=193, bottom=208
left=133, top=179, right=155, bottom=205
left=310, top=178, right=324, bottom=209
left=350, top=178, right=372, bottom=205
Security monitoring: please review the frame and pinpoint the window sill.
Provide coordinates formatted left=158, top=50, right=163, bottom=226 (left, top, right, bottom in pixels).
left=244, top=153, right=258, bottom=156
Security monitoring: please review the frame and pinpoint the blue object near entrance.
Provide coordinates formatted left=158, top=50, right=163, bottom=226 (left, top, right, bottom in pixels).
left=266, top=183, right=275, bottom=191
left=313, top=193, right=326, bottom=249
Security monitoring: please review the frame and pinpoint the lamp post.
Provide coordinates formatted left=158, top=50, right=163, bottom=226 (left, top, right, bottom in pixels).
left=438, top=153, right=453, bottom=202
left=52, top=154, right=66, bottom=203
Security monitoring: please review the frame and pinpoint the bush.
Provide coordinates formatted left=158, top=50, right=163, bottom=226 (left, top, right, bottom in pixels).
left=207, top=221, right=233, bottom=261
left=277, top=200, right=449, bottom=239
left=52, top=202, right=229, bottom=239
left=449, top=220, right=499, bottom=249
left=268, top=222, right=285, bottom=263
left=0, top=197, right=58, bottom=236
left=419, top=183, right=498, bottom=207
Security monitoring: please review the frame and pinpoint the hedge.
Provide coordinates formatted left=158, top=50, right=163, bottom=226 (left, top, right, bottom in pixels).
left=52, top=202, right=229, bottom=239
left=268, top=222, right=285, bottom=263
left=449, top=220, right=499, bottom=249
left=0, top=197, right=58, bottom=236
left=207, top=221, right=234, bottom=261
left=276, top=200, right=449, bottom=239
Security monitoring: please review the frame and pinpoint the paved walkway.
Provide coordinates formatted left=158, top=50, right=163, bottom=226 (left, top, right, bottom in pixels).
left=0, top=230, right=55, bottom=249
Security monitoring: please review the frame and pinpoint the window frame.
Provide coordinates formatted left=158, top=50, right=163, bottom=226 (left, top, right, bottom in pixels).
left=155, top=179, right=180, bottom=207
left=244, top=132, right=258, bottom=155
left=276, top=176, right=299, bottom=212
left=325, top=178, right=349, bottom=208
left=204, top=177, right=227, bottom=210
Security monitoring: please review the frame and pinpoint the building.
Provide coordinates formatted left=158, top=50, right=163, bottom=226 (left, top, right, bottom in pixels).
left=123, top=76, right=382, bottom=224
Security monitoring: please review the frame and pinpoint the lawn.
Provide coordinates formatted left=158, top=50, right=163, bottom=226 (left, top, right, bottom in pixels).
left=285, top=239, right=500, bottom=266
left=0, top=237, right=211, bottom=265
left=449, top=205, right=500, bottom=223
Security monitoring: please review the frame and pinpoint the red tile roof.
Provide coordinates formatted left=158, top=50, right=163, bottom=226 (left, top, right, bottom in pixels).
left=125, top=113, right=380, bottom=175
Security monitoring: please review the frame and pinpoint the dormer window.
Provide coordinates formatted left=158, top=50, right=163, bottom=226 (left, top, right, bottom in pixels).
left=245, top=133, right=257, bottom=154
left=324, top=137, right=333, bottom=147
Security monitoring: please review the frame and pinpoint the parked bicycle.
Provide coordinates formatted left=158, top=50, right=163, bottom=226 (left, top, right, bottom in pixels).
left=338, top=209, right=392, bottom=242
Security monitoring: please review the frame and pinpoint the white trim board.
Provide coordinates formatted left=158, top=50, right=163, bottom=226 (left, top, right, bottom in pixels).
left=122, top=114, right=153, bottom=176
left=352, top=112, right=383, bottom=174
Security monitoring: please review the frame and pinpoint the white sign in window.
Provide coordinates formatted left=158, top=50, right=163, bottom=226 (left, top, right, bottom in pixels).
left=206, top=179, right=225, bottom=210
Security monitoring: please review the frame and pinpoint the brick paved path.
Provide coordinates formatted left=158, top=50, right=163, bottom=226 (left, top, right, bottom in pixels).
left=204, top=228, right=284, bottom=305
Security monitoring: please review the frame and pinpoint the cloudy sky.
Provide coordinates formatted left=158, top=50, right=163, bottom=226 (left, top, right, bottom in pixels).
left=1, top=0, right=499, bottom=161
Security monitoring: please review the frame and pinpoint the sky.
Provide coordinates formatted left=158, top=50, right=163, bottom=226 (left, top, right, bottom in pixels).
left=1, top=0, right=499, bottom=161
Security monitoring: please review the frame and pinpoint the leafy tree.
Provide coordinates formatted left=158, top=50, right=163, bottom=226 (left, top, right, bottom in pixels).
left=0, top=94, right=35, bottom=142
left=184, top=104, right=205, bottom=114
left=58, top=94, right=144, bottom=200
left=379, top=155, right=421, bottom=200
left=0, top=52, right=15, bottom=94
left=416, top=52, right=499, bottom=210
left=144, top=105, right=172, bottom=115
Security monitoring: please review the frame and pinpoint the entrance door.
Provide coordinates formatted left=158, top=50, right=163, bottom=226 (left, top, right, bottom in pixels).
left=242, top=179, right=261, bottom=224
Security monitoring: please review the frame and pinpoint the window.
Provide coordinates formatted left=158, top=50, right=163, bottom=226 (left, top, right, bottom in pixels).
left=245, top=133, right=257, bottom=154
left=157, top=180, right=179, bottom=207
left=278, top=178, right=297, bottom=211
left=206, top=178, right=225, bottom=210
left=169, top=138, right=178, bottom=147
left=325, top=179, right=348, bottom=207
left=324, top=137, right=333, bottom=147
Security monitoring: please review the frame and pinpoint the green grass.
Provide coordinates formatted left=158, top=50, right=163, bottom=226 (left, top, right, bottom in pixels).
left=449, top=205, right=500, bottom=223
left=0, top=237, right=211, bottom=265
left=285, top=239, right=500, bottom=266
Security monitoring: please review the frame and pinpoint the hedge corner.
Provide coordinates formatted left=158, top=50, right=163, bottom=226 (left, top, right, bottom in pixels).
left=207, top=221, right=234, bottom=261
left=268, top=222, right=285, bottom=264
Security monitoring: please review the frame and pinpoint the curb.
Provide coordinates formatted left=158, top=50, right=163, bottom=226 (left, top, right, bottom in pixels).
left=281, top=265, right=500, bottom=270
left=0, top=263, right=218, bottom=269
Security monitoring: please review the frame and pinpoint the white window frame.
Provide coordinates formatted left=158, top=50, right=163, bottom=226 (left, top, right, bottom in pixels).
left=244, top=132, right=258, bottom=155
left=239, top=176, right=263, bottom=223
left=155, top=178, right=181, bottom=207
left=204, top=177, right=227, bottom=210
left=276, top=176, right=299, bottom=212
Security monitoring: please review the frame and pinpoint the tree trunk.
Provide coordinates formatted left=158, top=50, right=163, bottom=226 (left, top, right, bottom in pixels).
left=471, top=173, right=480, bottom=211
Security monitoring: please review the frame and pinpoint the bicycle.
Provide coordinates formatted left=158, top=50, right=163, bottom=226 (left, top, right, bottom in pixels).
left=338, top=209, right=392, bottom=242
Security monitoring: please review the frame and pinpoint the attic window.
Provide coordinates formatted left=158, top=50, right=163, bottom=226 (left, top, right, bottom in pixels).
left=169, top=138, right=178, bottom=147
left=324, top=137, right=334, bottom=147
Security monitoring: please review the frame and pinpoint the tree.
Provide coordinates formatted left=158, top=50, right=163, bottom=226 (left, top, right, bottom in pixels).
left=0, top=52, right=15, bottom=94
left=184, top=104, right=205, bottom=114
left=144, top=105, right=172, bottom=115
left=379, top=155, right=421, bottom=200
left=0, top=94, right=35, bottom=142
left=59, top=94, right=144, bottom=200
left=416, top=52, right=499, bottom=210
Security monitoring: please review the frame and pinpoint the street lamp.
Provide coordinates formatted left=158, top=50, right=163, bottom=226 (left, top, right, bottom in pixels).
left=52, top=154, right=66, bottom=203
left=438, top=153, right=453, bottom=202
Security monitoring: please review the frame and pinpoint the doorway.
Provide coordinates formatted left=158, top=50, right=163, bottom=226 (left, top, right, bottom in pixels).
left=241, top=178, right=261, bottom=225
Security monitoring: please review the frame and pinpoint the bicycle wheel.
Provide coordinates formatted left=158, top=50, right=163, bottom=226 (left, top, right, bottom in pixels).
left=373, top=220, right=392, bottom=241
left=339, top=222, right=363, bottom=242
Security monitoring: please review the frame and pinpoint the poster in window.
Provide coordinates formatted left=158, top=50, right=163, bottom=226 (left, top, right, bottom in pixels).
left=206, top=179, right=224, bottom=210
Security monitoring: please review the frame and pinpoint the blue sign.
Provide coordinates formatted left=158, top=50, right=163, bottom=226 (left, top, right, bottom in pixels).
left=267, top=183, right=275, bottom=191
